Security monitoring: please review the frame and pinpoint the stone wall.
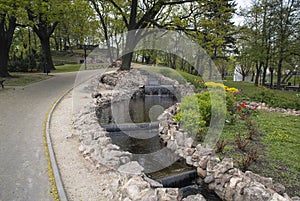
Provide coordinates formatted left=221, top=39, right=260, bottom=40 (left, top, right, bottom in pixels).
left=73, top=69, right=197, bottom=201
left=158, top=104, right=300, bottom=201
left=74, top=69, right=299, bottom=201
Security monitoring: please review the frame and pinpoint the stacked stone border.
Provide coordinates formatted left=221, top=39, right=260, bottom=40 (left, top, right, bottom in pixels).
left=73, top=69, right=299, bottom=201
left=73, top=69, right=202, bottom=200
left=158, top=104, right=300, bottom=201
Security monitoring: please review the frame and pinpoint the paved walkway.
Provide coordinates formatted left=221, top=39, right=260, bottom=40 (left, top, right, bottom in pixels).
left=0, top=70, right=101, bottom=201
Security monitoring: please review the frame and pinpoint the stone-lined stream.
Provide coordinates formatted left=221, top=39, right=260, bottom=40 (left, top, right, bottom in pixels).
left=96, top=93, right=221, bottom=200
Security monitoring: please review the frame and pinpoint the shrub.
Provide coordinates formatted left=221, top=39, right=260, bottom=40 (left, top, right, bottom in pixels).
left=174, top=90, right=227, bottom=140
left=245, top=118, right=259, bottom=140
left=237, top=149, right=259, bottom=171
left=216, top=138, right=228, bottom=153
left=235, top=133, right=250, bottom=151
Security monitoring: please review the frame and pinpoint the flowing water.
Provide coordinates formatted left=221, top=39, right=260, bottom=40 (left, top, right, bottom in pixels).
left=97, top=94, right=221, bottom=200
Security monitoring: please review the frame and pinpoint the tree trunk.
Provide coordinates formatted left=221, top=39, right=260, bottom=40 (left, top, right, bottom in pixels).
left=254, top=62, right=260, bottom=86
left=209, top=59, right=212, bottom=80
left=277, top=58, right=283, bottom=89
left=262, top=66, right=267, bottom=86
left=0, top=45, right=10, bottom=77
left=122, top=52, right=133, bottom=70
left=0, top=15, right=16, bottom=77
left=120, top=30, right=137, bottom=70
left=40, top=36, right=55, bottom=71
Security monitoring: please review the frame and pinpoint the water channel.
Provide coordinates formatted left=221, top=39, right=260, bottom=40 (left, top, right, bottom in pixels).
left=97, top=93, right=221, bottom=200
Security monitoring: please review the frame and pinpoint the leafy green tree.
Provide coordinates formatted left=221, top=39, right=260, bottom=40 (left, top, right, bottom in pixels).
left=96, top=0, right=201, bottom=70
left=238, top=0, right=299, bottom=87
left=272, top=0, right=299, bottom=89
left=26, top=0, right=79, bottom=71
left=0, top=0, right=24, bottom=77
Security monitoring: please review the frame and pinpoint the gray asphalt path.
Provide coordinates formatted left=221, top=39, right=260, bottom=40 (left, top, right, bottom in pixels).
left=0, top=70, right=102, bottom=201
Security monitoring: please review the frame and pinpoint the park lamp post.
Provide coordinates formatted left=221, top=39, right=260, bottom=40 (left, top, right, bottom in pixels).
left=294, top=65, right=298, bottom=86
left=269, top=66, right=274, bottom=88
left=83, top=42, right=87, bottom=70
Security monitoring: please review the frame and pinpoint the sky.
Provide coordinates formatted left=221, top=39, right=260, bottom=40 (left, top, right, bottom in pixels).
left=233, top=0, right=252, bottom=25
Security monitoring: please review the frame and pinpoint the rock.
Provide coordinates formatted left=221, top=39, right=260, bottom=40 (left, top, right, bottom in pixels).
left=224, top=185, right=235, bottom=201
left=196, top=145, right=215, bottom=157
left=206, top=157, right=220, bottom=173
left=182, top=194, right=207, bottom=201
left=118, top=161, right=144, bottom=175
left=186, top=156, right=193, bottom=165
left=197, top=167, right=207, bottom=178
left=208, top=182, right=216, bottom=191
left=191, top=153, right=199, bottom=162
left=91, top=91, right=102, bottom=98
left=269, top=193, right=290, bottom=201
left=235, top=181, right=247, bottom=196
left=204, top=174, right=215, bottom=183
left=184, top=137, right=194, bottom=148
left=220, top=174, right=233, bottom=187
left=78, top=144, right=85, bottom=152
left=155, top=188, right=182, bottom=201
left=214, top=158, right=233, bottom=178
left=174, top=131, right=186, bottom=146
left=198, top=156, right=209, bottom=169
left=243, top=182, right=271, bottom=201
left=122, top=175, right=151, bottom=200
left=272, top=182, right=286, bottom=195
left=229, top=177, right=243, bottom=188
left=184, top=148, right=195, bottom=156
left=245, top=171, right=273, bottom=189
left=167, top=140, right=178, bottom=151
left=291, top=196, right=300, bottom=201
left=120, top=156, right=131, bottom=164
left=142, top=175, right=163, bottom=188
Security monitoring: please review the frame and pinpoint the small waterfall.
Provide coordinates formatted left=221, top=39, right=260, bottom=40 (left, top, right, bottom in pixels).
left=180, top=185, right=222, bottom=201
left=156, top=170, right=197, bottom=188
left=102, top=122, right=159, bottom=132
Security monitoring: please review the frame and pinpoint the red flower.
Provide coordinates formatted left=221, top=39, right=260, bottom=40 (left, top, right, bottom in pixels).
left=237, top=105, right=242, bottom=110
left=241, top=103, right=247, bottom=108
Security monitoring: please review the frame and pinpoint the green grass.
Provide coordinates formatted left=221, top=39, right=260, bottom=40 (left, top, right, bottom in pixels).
left=137, top=66, right=188, bottom=84
left=52, top=64, right=82, bottom=73
left=220, top=111, right=300, bottom=196
left=224, top=81, right=300, bottom=110
left=177, top=70, right=203, bottom=87
left=52, top=51, right=82, bottom=65
left=257, top=111, right=300, bottom=171
left=4, top=72, right=51, bottom=86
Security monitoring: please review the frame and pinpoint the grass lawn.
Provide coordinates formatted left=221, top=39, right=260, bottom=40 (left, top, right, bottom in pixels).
left=52, top=64, right=82, bottom=73
left=224, top=81, right=300, bottom=110
left=220, top=111, right=300, bottom=197
left=137, top=65, right=188, bottom=84
left=4, top=72, right=51, bottom=86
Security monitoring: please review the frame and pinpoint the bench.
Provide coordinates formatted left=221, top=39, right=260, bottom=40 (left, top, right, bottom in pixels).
left=0, top=79, right=5, bottom=88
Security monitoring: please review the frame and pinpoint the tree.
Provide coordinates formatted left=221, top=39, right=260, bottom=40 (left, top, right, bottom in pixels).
left=272, top=0, right=299, bottom=89
left=239, top=0, right=299, bottom=88
left=90, top=0, right=115, bottom=64
left=188, top=0, right=237, bottom=78
left=26, top=0, right=82, bottom=71
left=101, top=0, right=201, bottom=70
left=0, top=0, right=23, bottom=77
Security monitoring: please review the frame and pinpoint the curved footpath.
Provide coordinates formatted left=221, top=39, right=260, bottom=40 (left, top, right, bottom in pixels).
left=50, top=68, right=122, bottom=201
left=0, top=70, right=103, bottom=201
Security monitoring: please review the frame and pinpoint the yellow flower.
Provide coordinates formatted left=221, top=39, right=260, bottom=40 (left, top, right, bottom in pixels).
left=204, top=82, right=239, bottom=93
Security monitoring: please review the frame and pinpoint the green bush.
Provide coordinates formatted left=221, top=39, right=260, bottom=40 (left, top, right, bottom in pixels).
left=174, top=90, right=228, bottom=140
